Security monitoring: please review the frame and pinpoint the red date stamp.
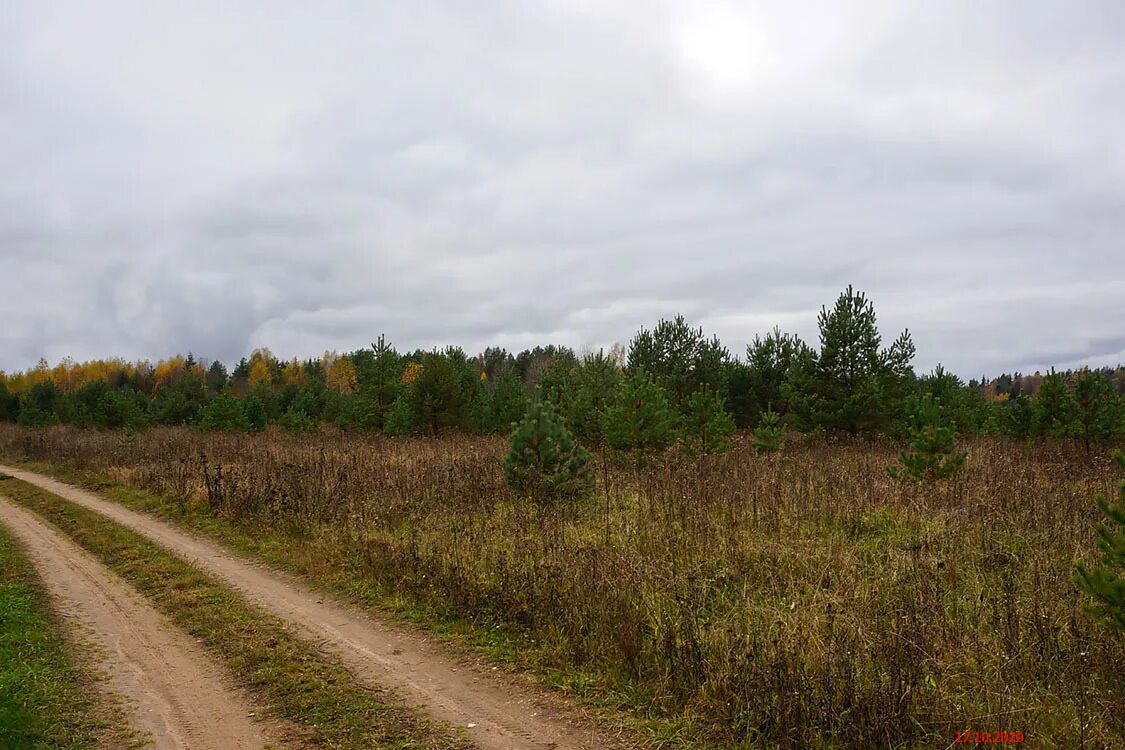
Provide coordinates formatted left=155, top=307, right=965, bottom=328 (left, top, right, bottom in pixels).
left=955, top=730, right=1025, bottom=744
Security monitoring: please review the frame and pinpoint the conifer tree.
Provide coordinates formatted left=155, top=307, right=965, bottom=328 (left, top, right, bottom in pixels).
left=243, top=393, right=267, bottom=431
left=679, top=387, right=736, bottom=455
left=402, top=348, right=482, bottom=434
left=382, top=395, right=414, bottom=436
left=745, top=327, right=813, bottom=425
left=1073, top=369, right=1123, bottom=450
left=205, top=360, right=228, bottom=394
left=1033, top=370, right=1078, bottom=438
left=503, top=402, right=593, bottom=502
left=200, top=394, right=250, bottom=431
left=627, top=315, right=729, bottom=414
left=485, top=370, right=528, bottom=433
left=752, top=409, right=785, bottom=453
left=1075, top=451, right=1125, bottom=632
left=279, top=407, right=317, bottom=432
left=888, top=395, right=966, bottom=483
left=353, top=335, right=403, bottom=431
left=93, top=388, right=149, bottom=430
left=602, top=371, right=676, bottom=460
left=1002, top=393, right=1035, bottom=438
left=17, top=381, right=60, bottom=427
left=0, top=381, right=18, bottom=422
left=795, top=286, right=914, bottom=435
left=559, top=351, right=621, bottom=446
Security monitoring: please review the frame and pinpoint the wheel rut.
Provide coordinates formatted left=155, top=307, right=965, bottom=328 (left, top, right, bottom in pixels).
left=0, top=495, right=275, bottom=750
left=0, top=465, right=629, bottom=750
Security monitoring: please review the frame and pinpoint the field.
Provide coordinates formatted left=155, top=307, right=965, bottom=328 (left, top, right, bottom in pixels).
left=1, top=423, right=1122, bottom=748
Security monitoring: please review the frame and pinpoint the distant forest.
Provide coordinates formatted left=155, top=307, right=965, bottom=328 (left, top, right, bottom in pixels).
left=2, top=287, right=1123, bottom=444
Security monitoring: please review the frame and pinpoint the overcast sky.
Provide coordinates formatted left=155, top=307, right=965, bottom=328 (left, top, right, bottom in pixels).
left=3, top=1, right=1123, bottom=378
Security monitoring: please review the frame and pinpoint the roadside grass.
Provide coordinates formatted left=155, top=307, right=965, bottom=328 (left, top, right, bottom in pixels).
left=0, top=474, right=471, bottom=750
left=0, top=490, right=137, bottom=750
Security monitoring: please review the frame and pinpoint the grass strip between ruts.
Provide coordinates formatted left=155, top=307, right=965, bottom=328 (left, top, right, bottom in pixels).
left=0, top=474, right=471, bottom=750
left=0, top=500, right=138, bottom=750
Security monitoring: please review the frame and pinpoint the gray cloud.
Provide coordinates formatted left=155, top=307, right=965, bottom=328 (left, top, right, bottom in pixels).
left=2, top=1, right=1124, bottom=378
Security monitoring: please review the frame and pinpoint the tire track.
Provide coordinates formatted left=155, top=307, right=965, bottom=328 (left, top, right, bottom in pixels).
left=0, top=495, right=276, bottom=750
left=0, top=465, right=627, bottom=750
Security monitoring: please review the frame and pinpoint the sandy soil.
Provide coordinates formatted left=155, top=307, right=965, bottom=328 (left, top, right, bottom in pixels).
left=0, top=495, right=277, bottom=750
left=0, top=465, right=629, bottom=750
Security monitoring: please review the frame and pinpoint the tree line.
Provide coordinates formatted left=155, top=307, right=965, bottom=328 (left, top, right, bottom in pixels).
left=2, top=286, right=1123, bottom=446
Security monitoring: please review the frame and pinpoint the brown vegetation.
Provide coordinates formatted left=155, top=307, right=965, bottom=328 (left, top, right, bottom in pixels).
left=1, top=424, right=1122, bottom=748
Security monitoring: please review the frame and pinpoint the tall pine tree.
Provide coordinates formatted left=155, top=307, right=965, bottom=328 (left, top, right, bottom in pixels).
left=794, top=285, right=915, bottom=435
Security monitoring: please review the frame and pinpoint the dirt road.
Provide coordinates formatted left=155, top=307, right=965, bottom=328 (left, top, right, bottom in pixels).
left=0, top=465, right=624, bottom=750
left=0, top=496, right=276, bottom=750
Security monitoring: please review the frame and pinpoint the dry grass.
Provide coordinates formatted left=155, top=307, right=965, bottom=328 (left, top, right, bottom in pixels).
left=2, top=424, right=1122, bottom=748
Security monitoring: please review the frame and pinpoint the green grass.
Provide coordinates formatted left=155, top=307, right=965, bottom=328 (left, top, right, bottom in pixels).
left=0, top=494, right=136, bottom=750
left=0, top=475, right=470, bottom=750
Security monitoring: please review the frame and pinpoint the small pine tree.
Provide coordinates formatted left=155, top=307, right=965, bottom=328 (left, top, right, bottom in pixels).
left=1073, top=370, right=1123, bottom=450
left=17, top=381, right=60, bottom=427
left=889, top=395, right=966, bottom=483
left=382, top=395, right=414, bottom=436
left=279, top=408, right=317, bottom=432
left=0, top=381, right=18, bottom=422
left=503, top=402, right=594, bottom=502
left=1033, top=370, right=1077, bottom=438
left=1075, top=451, right=1125, bottom=632
left=243, top=393, right=267, bottom=431
left=679, top=388, right=735, bottom=455
left=485, top=370, right=529, bottom=433
left=752, top=409, right=785, bottom=453
left=200, top=394, right=250, bottom=431
left=602, top=371, right=676, bottom=461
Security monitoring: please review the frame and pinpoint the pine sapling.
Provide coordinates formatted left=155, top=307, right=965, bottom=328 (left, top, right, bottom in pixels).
left=752, top=409, right=785, bottom=453
left=1075, top=451, right=1125, bottom=632
left=680, top=387, right=736, bottom=455
left=504, top=402, right=594, bottom=502
left=602, top=371, right=676, bottom=463
left=889, top=395, right=966, bottom=483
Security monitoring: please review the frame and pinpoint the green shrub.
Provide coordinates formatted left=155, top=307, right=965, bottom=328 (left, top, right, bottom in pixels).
left=503, top=402, right=593, bottom=502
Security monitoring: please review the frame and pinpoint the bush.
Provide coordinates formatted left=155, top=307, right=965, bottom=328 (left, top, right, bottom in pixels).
left=503, top=402, right=593, bottom=502
left=1075, top=451, right=1125, bottom=632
